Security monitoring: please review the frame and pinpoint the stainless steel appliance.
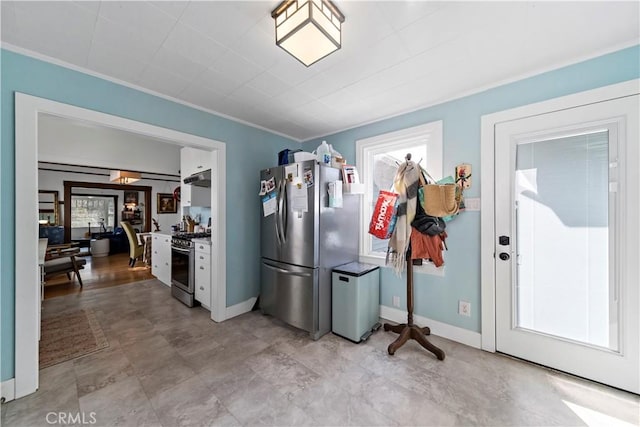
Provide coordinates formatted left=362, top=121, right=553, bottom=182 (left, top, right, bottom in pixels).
left=183, top=169, right=211, bottom=187
left=260, top=160, right=358, bottom=339
left=171, top=232, right=210, bottom=307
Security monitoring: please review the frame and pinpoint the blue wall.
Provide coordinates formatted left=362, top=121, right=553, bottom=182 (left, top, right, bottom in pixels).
left=2, top=46, right=638, bottom=382
left=0, top=49, right=296, bottom=381
left=303, top=45, right=640, bottom=334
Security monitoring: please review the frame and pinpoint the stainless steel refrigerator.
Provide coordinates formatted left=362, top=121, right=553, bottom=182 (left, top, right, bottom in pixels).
left=260, top=160, right=358, bottom=340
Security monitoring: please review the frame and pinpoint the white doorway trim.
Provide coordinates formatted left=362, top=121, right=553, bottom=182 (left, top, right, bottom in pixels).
left=14, top=92, right=227, bottom=399
left=480, top=79, right=639, bottom=352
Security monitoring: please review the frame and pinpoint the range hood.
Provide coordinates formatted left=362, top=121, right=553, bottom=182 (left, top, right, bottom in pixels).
left=183, top=169, right=211, bottom=187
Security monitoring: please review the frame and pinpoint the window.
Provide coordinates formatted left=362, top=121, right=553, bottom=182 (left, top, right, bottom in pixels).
left=70, top=195, right=116, bottom=231
left=356, top=121, right=444, bottom=274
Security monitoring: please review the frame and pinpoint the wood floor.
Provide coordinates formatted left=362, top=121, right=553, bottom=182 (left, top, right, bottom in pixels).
left=44, top=252, right=154, bottom=299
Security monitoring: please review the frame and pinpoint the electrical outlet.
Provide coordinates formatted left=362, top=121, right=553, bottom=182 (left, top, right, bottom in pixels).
left=458, top=300, right=471, bottom=317
left=392, top=296, right=400, bottom=308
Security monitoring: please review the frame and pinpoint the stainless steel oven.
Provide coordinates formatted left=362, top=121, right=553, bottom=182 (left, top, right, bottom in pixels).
left=171, top=237, right=195, bottom=307
left=170, top=232, right=211, bottom=307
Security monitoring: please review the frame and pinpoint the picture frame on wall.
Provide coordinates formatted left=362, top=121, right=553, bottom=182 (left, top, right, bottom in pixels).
left=157, top=193, right=177, bottom=214
left=124, top=191, right=139, bottom=205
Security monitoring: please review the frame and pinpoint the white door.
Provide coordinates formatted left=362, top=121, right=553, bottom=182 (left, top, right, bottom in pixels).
left=495, top=95, right=639, bottom=394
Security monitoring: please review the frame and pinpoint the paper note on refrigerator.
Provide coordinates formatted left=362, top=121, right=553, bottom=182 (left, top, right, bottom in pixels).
left=284, top=164, right=298, bottom=182
left=303, top=169, right=314, bottom=188
left=262, top=192, right=276, bottom=217
left=258, top=180, right=267, bottom=195
left=290, top=183, right=308, bottom=212
left=265, top=177, right=276, bottom=193
left=328, top=180, right=343, bottom=208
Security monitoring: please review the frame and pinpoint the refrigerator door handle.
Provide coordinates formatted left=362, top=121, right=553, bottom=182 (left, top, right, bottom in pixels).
left=277, top=179, right=286, bottom=243
left=263, top=261, right=313, bottom=278
left=274, top=179, right=282, bottom=245
left=282, top=180, right=288, bottom=242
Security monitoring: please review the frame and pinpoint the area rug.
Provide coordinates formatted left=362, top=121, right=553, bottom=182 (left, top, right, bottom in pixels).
left=39, top=308, right=109, bottom=369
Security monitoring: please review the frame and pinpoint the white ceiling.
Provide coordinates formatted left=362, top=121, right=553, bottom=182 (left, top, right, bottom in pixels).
left=2, top=1, right=639, bottom=141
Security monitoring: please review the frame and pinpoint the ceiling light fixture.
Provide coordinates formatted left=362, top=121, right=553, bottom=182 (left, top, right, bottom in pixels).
left=110, top=170, right=141, bottom=185
left=271, top=0, right=345, bottom=67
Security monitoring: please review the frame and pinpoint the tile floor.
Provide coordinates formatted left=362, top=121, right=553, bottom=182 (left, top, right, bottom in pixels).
left=2, top=279, right=638, bottom=426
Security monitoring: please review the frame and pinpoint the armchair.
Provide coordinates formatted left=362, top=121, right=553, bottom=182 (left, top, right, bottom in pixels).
left=121, top=221, right=144, bottom=267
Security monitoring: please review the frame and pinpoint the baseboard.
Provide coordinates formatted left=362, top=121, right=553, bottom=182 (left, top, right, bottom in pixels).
left=225, top=296, right=258, bottom=320
left=1, top=378, right=15, bottom=403
left=379, top=305, right=482, bottom=349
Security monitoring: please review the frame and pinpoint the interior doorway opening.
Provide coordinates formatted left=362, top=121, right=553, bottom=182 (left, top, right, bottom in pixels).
left=63, top=181, right=152, bottom=241
left=14, top=93, right=227, bottom=399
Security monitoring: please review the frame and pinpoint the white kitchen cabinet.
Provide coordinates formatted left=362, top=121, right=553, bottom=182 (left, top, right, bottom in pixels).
left=180, top=182, right=210, bottom=208
left=180, top=147, right=212, bottom=208
left=194, top=241, right=211, bottom=309
left=181, top=147, right=212, bottom=177
left=151, top=233, right=172, bottom=286
left=181, top=181, right=192, bottom=208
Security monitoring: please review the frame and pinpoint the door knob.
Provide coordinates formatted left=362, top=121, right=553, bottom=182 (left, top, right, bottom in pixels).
left=499, top=252, right=510, bottom=261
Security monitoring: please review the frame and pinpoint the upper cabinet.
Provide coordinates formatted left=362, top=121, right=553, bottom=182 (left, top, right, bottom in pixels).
left=181, top=147, right=213, bottom=177
left=181, top=147, right=212, bottom=208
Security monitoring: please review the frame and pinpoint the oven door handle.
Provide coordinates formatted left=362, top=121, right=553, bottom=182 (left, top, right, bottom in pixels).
left=172, top=246, right=192, bottom=254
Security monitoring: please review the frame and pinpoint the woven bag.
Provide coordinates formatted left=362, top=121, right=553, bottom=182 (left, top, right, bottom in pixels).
left=419, top=170, right=459, bottom=218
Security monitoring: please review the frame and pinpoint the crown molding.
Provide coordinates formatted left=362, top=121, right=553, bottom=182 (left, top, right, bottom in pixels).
left=1, top=42, right=302, bottom=143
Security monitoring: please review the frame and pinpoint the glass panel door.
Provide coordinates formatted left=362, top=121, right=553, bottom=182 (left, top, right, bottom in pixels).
left=514, top=130, right=617, bottom=351
left=494, top=94, right=639, bottom=394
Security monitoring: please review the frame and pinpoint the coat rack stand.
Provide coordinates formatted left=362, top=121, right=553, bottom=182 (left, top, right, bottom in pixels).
left=383, top=253, right=445, bottom=359
left=384, top=153, right=445, bottom=359
left=383, top=153, right=445, bottom=360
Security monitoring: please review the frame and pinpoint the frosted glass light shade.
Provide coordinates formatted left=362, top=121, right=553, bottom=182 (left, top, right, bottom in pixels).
left=110, top=170, right=141, bottom=185
left=272, top=0, right=344, bottom=67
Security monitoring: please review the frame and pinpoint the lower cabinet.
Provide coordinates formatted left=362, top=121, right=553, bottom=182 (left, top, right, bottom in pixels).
left=194, top=241, right=211, bottom=309
left=152, top=233, right=172, bottom=286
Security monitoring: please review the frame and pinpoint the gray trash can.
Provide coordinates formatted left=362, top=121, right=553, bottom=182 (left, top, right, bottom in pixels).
left=332, top=262, right=381, bottom=343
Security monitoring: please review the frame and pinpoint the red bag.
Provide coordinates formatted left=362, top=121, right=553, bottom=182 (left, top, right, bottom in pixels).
left=368, top=190, right=399, bottom=239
